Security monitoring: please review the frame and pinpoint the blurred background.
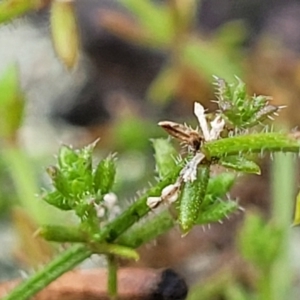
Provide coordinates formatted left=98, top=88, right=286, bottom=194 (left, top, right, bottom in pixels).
left=1, top=0, right=300, bottom=299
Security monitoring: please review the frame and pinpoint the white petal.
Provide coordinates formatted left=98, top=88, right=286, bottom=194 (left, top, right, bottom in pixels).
left=209, top=115, right=225, bottom=140
left=194, top=102, right=210, bottom=141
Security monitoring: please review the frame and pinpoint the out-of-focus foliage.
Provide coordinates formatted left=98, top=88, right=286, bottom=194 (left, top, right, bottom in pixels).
left=50, top=0, right=80, bottom=69
left=187, top=211, right=287, bottom=300
left=0, top=65, right=24, bottom=142
left=0, top=0, right=49, bottom=24
left=293, top=191, right=300, bottom=226
left=104, top=0, right=244, bottom=103
left=238, top=212, right=283, bottom=271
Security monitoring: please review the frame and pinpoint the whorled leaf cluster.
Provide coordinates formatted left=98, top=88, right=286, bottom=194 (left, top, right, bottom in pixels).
left=154, top=77, right=300, bottom=233
left=43, top=141, right=118, bottom=234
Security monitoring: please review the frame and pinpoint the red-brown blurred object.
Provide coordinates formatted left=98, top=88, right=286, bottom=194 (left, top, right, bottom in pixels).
left=0, top=268, right=188, bottom=300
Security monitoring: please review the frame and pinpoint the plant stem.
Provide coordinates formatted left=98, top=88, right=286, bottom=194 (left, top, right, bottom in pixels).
left=107, top=255, right=118, bottom=300
left=4, top=169, right=180, bottom=300
left=117, top=210, right=175, bottom=248
left=93, top=168, right=181, bottom=242
left=258, top=269, right=272, bottom=300
left=271, top=153, right=295, bottom=300
left=3, top=244, right=92, bottom=300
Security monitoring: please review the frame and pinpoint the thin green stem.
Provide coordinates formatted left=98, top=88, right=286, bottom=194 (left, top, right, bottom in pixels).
left=4, top=169, right=181, bottom=300
left=107, top=255, right=118, bottom=300
left=117, top=210, right=175, bottom=248
left=258, top=269, right=272, bottom=300
left=3, top=244, right=92, bottom=300
left=271, top=153, right=295, bottom=300
left=93, top=167, right=181, bottom=242
left=91, top=243, right=139, bottom=260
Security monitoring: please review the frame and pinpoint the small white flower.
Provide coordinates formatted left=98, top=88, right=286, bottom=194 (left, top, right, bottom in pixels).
left=194, top=102, right=225, bottom=142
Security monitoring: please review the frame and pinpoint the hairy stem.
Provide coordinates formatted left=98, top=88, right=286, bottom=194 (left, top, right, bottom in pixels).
left=117, top=210, right=175, bottom=248
left=4, top=168, right=181, bottom=300
left=203, top=133, right=300, bottom=158
left=3, top=244, right=92, bottom=300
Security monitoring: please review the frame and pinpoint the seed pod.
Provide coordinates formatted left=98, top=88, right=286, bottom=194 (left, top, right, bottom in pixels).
left=51, top=0, right=80, bottom=69
left=179, top=165, right=210, bottom=234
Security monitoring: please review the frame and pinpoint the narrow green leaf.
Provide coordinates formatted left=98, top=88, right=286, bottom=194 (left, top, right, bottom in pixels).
left=206, top=173, right=236, bottom=197
left=117, top=210, right=174, bottom=248
left=200, top=173, right=235, bottom=208
left=0, top=0, right=41, bottom=24
left=51, top=0, right=80, bottom=69
left=119, top=0, right=174, bottom=46
left=57, top=145, right=78, bottom=169
left=147, top=64, right=180, bottom=103
left=219, top=156, right=261, bottom=174
left=203, top=133, right=300, bottom=159
left=46, top=166, right=71, bottom=198
left=92, top=243, right=139, bottom=261
left=93, top=155, right=116, bottom=194
left=0, top=65, right=25, bottom=140
left=183, top=39, right=241, bottom=81
left=152, top=138, right=178, bottom=178
left=238, top=212, right=283, bottom=270
left=40, top=225, right=86, bottom=242
left=196, top=200, right=238, bottom=225
left=42, top=190, right=71, bottom=210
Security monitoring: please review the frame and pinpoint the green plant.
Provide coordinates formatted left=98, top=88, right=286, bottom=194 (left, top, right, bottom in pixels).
left=186, top=152, right=296, bottom=300
left=3, top=77, right=300, bottom=299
